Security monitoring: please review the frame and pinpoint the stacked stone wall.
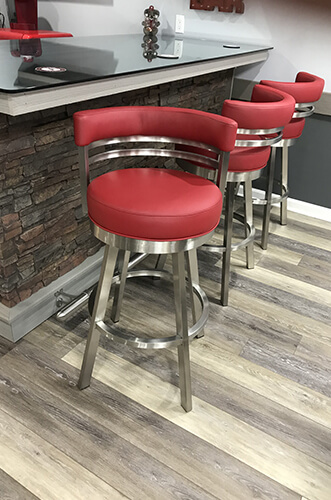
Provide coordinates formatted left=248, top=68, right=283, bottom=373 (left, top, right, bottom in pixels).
left=0, top=70, right=232, bottom=307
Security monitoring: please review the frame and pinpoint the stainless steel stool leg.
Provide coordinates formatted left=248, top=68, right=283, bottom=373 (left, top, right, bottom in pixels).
left=243, top=179, right=254, bottom=269
left=261, top=148, right=277, bottom=250
left=173, top=251, right=192, bottom=412
left=155, top=254, right=167, bottom=271
left=111, top=249, right=130, bottom=323
left=185, top=248, right=203, bottom=338
left=221, top=182, right=235, bottom=306
left=281, top=144, right=289, bottom=226
left=234, top=182, right=241, bottom=196
left=153, top=253, right=168, bottom=281
left=78, top=245, right=118, bottom=390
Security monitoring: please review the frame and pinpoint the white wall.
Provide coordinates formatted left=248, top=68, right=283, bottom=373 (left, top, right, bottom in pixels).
left=0, top=0, right=8, bottom=25
left=38, top=0, right=149, bottom=36
left=37, top=0, right=330, bottom=91
left=161, top=0, right=331, bottom=92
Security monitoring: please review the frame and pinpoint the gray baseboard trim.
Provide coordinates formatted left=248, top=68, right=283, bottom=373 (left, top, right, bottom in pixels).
left=0, top=247, right=104, bottom=343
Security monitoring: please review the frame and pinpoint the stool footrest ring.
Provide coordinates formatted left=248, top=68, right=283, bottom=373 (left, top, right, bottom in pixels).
left=56, top=252, right=150, bottom=321
left=252, top=188, right=289, bottom=207
left=201, top=212, right=255, bottom=254
left=252, top=179, right=289, bottom=207
left=93, top=269, right=209, bottom=349
left=269, top=185, right=289, bottom=205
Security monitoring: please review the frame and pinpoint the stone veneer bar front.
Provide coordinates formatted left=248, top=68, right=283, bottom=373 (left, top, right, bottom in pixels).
left=0, top=71, right=232, bottom=307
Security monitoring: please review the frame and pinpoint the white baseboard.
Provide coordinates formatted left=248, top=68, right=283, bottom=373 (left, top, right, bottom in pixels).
left=237, top=185, right=331, bottom=223
left=286, top=197, right=331, bottom=222
left=0, top=248, right=104, bottom=342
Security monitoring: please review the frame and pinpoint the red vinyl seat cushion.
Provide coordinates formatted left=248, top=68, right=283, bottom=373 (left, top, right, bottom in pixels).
left=228, top=144, right=270, bottom=172
left=177, top=135, right=271, bottom=174
left=87, top=168, right=223, bottom=241
left=282, top=118, right=306, bottom=140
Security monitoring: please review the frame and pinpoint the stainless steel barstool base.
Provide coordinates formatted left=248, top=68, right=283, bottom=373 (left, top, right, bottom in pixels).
left=87, top=268, right=209, bottom=349
left=77, top=225, right=212, bottom=413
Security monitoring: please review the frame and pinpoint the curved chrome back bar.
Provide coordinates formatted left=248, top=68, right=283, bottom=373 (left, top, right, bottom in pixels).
left=235, top=127, right=283, bottom=147
left=78, top=135, right=229, bottom=214
left=292, top=102, right=315, bottom=119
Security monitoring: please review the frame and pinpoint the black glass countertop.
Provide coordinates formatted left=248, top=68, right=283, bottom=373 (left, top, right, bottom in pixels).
left=0, top=34, right=272, bottom=93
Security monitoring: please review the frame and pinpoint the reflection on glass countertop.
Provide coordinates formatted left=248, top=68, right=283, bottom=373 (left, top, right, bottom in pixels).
left=0, top=34, right=272, bottom=93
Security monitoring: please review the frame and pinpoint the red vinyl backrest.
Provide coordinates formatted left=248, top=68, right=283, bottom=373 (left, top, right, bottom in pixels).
left=221, top=84, right=295, bottom=130
left=73, top=106, right=238, bottom=152
left=260, top=72, right=325, bottom=104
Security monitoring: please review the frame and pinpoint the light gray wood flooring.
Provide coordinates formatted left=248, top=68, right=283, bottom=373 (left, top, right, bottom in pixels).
left=0, top=207, right=330, bottom=500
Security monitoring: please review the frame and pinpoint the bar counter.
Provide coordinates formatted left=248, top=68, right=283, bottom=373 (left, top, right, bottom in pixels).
left=0, top=34, right=272, bottom=116
left=0, top=34, right=272, bottom=340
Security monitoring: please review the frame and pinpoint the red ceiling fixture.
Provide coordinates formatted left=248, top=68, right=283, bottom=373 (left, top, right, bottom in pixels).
left=190, top=0, right=245, bottom=14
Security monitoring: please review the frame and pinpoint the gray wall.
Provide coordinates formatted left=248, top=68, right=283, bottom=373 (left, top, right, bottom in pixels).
left=288, top=114, right=331, bottom=209
left=234, top=79, right=330, bottom=210
left=253, top=114, right=331, bottom=210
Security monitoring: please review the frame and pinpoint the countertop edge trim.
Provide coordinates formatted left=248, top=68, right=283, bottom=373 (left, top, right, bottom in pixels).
left=0, top=50, right=269, bottom=116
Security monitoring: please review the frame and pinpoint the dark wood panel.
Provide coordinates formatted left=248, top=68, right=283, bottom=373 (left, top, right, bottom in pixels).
left=229, top=273, right=331, bottom=325
left=0, top=337, right=16, bottom=359
left=275, top=216, right=331, bottom=241
left=298, top=254, right=331, bottom=277
left=241, top=339, right=331, bottom=398
left=257, top=255, right=331, bottom=291
left=259, top=230, right=331, bottom=263
left=208, top=299, right=302, bottom=354
left=0, top=468, right=39, bottom=500
left=24, top=318, right=85, bottom=358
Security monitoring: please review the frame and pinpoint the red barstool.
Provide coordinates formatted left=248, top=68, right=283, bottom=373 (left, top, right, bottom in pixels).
left=73, top=106, right=237, bottom=412
left=260, top=72, right=325, bottom=249
left=178, top=85, right=295, bottom=305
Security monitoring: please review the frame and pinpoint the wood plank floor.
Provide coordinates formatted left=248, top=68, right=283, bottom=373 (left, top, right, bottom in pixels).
left=0, top=207, right=330, bottom=500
